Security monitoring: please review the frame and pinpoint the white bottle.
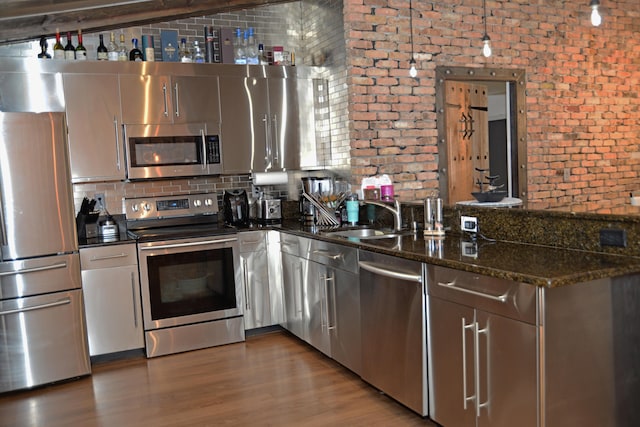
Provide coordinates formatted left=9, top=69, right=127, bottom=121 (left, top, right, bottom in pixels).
left=107, top=32, right=119, bottom=61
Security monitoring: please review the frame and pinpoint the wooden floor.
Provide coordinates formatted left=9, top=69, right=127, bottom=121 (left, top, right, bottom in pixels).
left=0, top=331, right=438, bottom=426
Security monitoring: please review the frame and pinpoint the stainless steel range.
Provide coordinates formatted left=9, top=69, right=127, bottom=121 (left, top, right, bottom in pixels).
left=125, top=193, right=244, bottom=358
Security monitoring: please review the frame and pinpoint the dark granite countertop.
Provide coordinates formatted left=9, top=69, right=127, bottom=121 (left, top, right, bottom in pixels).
left=78, top=231, right=137, bottom=249
left=276, top=221, right=640, bottom=288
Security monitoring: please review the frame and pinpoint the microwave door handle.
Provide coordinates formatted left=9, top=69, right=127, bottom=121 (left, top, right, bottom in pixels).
left=200, top=129, right=207, bottom=170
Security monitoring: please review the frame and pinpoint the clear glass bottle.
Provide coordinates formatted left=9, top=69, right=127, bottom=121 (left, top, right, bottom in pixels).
left=246, top=28, right=258, bottom=64
left=179, top=38, right=192, bottom=63
left=37, top=36, right=51, bottom=59
left=75, top=29, right=87, bottom=60
left=234, top=28, right=246, bottom=65
left=118, top=32, right=128, bottom=61
left=53, top=29, right=64, bottom=60
left=129, top=38, right=144, bottom=61
left=107, top=32, right=119, bottom=61
left=192, top=40, right=205, bottom=63
left=97, top=34, right=108, bottom=61
left=64, top=31, right=75, bottom=60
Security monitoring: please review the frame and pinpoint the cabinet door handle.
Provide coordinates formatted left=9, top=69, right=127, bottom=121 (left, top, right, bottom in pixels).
left=242, top=258, right=251, bottom=311
left=131, top=272, right=138, bottom=329
left=90, top=253, right=127, bottom=262
left=174, top=82, right=180, bottom=117
left=475, top=321, right=489, bottom=416
left=271, top=114, right=279, bottom=164
left=113, top=117, right=121, bottom=170
left=162, top=83, right=169, bottom=117
left=437, top=280, right=508, bottom=303
left=262, top=114, right=271, bottom=166
left=311, top=250, right=343, bottom=260
left=294, top=261, right=303, bottom=317
left=462, top=317, right=476, bottom=410
left=325, top=273, right=337, bottom=331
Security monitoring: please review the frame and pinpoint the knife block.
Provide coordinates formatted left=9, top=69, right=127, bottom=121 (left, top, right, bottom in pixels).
left=76, top=212, right=100, bottom=239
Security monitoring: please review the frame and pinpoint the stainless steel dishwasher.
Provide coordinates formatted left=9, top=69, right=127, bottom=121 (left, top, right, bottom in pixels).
left=358, top=250, right=428, bottom=416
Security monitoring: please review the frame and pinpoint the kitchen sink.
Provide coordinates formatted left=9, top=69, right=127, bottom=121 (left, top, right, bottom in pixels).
left=322, top=228, right=409, bottom=240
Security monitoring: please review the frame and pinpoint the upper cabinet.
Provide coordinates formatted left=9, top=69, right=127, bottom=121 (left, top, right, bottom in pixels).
left=220, top=74, right=300, bottom=173
left=119, top=74, right=221, bottom=125
left=63, top=73, right=125, bottom=182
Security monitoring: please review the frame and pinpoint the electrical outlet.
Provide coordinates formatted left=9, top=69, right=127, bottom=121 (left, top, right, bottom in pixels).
left=94, top=193, right=106, bottom=211
left=461, top=215, right=478, bottom=233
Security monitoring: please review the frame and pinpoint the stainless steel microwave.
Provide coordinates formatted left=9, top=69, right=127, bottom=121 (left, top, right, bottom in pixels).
left=124, top=123, right=222, bottom=180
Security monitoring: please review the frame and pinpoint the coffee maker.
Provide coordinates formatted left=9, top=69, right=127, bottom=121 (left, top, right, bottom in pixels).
left=223, top=189, right=250, bottom=227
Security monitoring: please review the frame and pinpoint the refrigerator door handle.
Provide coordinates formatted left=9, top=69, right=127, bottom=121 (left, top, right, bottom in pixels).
left=0, top=262, right=67, bottom=277
left=0, top=182, right=6, bottom=249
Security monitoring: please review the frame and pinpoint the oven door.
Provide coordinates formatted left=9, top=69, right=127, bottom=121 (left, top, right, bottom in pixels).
left=137, top=235, right=242, bottom=331
left=124, top=123, right=222, bottom=180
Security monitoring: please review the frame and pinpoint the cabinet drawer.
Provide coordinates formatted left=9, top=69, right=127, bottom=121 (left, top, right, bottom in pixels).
left=80, top=244, right=138, bottom=270
left=238, top=231, right=266, bottom=252
left=280, top=233, right=309, bottom=257
left=308, top=239, right=358, bottom=274
left=428, top=265, right=537, bottom=324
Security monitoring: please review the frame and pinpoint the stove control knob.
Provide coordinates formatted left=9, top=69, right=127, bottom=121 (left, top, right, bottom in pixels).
left=131, top=204, right=139, bottom=212
left=143, top=203, right=151, bottom=212
left=193, top=199, right=202, bottom=207
left=204, top=198, right=214, bottom=207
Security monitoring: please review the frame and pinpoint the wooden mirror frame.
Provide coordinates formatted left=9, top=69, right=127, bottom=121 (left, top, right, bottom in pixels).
left=435, top=66, right=528, bottom=207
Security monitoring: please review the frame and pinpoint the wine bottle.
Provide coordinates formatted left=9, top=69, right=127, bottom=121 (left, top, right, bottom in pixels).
left=97, top=34, right=108, bottom=61
left=37, top=36, right=51, bottom=59
left=129, top=38, right=144, bottom=61
left=75, top=30, right=87, bottom=60
left=53, top=29, right=64, bottom=60
left=107, top=32, right=119, bottom=61
left=64, top=32, right=75, bottom=60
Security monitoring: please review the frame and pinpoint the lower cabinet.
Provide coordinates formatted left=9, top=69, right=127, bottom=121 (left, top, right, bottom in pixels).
left=239, top=231, right=277, bottom=330
left=80, top=244, right=144, bottom=357
left=427, top=265, right=537, bottom=427
left=281, top=235, right=361, bottom=375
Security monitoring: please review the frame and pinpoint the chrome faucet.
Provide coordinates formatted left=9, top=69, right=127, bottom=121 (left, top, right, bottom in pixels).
left=363, top=198, right=403, bottom=231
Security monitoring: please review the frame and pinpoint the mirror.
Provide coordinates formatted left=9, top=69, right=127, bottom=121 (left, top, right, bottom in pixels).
left=436, top=66, right=528, bottom=207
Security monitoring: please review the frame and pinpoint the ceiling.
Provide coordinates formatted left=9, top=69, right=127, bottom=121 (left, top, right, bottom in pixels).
left=0, top=0, right=296, bottom=45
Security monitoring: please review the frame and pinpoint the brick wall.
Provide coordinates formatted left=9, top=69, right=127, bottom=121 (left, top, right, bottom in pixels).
left=343, top=0, right=640, bottom=211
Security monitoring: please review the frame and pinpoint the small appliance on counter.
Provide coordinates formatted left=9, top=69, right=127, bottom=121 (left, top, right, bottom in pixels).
left=256, top=195, right=282, bottom=225
left=223, top=189, right=250, bottom=227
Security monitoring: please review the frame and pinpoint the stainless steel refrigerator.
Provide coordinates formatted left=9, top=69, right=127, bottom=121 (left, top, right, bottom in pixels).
left=0, top=112, right=91, bottom=393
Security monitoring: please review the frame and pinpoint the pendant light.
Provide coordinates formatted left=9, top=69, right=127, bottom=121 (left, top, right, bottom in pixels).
left=481, top=0, right=492, bottom=57
left=589, top=0, right=602, bottom=26
left=408, top=0, right=417, bottom=77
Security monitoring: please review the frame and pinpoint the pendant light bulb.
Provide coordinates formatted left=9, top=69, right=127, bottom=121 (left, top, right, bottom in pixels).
left=590, top=0, right=602, bottom=27
left=409, top=58, right=418, bottom=78
left=482, top=34, right=492, bottom=58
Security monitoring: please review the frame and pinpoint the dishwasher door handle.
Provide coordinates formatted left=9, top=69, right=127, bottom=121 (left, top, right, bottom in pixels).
left=436, top=280, right=508, bottom=303
left=358, top=260, right=422, bottom=283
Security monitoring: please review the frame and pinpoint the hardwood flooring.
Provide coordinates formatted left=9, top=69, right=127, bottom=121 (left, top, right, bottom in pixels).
left=0, top=331, right=438, bottom=426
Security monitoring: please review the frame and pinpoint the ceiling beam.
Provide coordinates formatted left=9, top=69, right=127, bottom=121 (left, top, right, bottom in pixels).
left=0, top=0, right=295, bottom=45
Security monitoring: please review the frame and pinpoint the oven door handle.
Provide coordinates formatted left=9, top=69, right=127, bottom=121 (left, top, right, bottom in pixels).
left=139, top=237, right=237, bottom=251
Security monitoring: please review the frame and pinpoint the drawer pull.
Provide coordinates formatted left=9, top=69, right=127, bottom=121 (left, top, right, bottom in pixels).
left=311, top=250, right=344, bottom=260
left=437, top=280, right=508, bottom=303
left=90, top=253, right=128, bottom=261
